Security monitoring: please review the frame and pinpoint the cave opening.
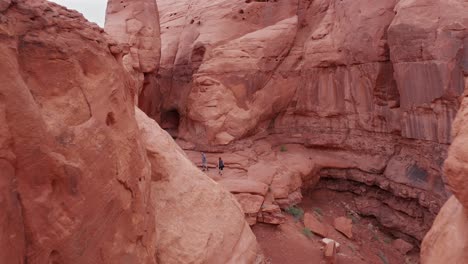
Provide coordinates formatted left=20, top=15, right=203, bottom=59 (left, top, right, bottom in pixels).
left=160, top=109, right=180, bottom=139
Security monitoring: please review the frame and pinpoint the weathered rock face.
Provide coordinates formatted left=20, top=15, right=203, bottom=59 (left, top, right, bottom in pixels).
left=421, top=197, right=468, bottom=263
left=136, top=108, right=261, bottom=264
left=0, top=1, right=262, bottom=263
left=150, top=0, right=467, bottom=243
left=0, top=1, right=155, bottom=263
left=105, top=0, right=161, bottom=111
left=421, top=81, right=468, bottom=261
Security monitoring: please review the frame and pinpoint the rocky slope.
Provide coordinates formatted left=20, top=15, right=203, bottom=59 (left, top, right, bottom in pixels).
left=149, top=0, right=468, bottom=245
left=0, top=0, right=260, bottom=263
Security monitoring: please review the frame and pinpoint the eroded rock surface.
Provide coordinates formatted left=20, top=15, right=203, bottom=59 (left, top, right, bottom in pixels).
left=136, top=108, right=261, bottom=264
left=0, top=1, right=155, bottom=262
left=421, top=81, right=468, bottom=262
left=150, top=0, right=467, bottom=244
left=105, top=0, right=161, bottom=111
left=0, top=1, right=262, bottom=263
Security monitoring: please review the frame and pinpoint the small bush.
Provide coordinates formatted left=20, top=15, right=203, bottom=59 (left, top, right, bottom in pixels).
left=347, top=211, right=360, bottom=224
left=302, top=227, right=314, bottom=239
left=383, top=236, right=392, bottom=244
left=280, top=145, right=287, bottom=152
left=378, top=251, right=389, bottom=264
left=371, top=233, right=380, bottom=242
left=347, top=244, right=357, bottom=255
left=313, top=207, right=323, bottom=216
left=285, top=206, right=304, bottom=221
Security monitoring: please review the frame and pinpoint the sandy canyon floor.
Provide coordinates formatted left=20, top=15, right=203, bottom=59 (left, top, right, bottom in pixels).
left=253, top=189, right=419, bottom=264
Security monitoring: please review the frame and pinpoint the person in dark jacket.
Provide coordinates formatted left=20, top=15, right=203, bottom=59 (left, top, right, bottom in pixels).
left=218, top=157, right=224, bottom=176
left=201, top=152, right=208, bottom=171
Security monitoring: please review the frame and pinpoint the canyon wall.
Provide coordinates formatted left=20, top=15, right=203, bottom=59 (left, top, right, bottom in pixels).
left=0, top=0, right=261, bottom=263
left=151, top=0, right=468, bottom=244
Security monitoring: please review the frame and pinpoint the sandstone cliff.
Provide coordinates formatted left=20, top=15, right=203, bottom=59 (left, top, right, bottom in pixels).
left=0, top=0, right=260, bottom=263
left=150, top=0, right=468, bottom=243
left=105, top=0, right=161, bottom=112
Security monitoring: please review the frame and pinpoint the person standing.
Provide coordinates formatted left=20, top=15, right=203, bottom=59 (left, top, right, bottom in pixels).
left=218, top=157, right=224, bottom=176
left=201, top=152, right=208, bottom=171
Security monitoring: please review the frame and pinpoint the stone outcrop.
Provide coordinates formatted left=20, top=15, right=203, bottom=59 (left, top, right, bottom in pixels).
left=304, top=212, right=328, bottom=237
left=0, top=1, right=155, bottom=262
left=105, top=0, right=161, bottom=112
left=333, top=217, right=353, bottom=239
left=421, top=82, right=468, bottom=262
left=136, top=108, right=260, bottom=264
left=421, top=197, right=468, bottom=263
left=150, top=0, right=467, bottom=243
left=0, top=1, right=261, bottom=263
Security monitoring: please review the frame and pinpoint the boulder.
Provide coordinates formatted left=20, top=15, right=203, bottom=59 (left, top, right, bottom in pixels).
left=218, top=179, right=269, bottom=196
left=234, top=193, right=265, bottom=226
left=136, top=109, right=262, bottom=263
left=304, top=213, right=329, bottom=237
left=324, top=241, right=337, bottom=264
left=334, top=217, right=353, bottom=239
left=392, top=239, right=414, bottom=255
left=320, top=238, right=341, bottom=249
left=421, top=197, right=468, bottom=263
left=257, top=204, right=285, bottom=225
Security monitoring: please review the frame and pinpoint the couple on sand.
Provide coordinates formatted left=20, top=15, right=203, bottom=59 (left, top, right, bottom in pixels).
left=201, top=152, right=224, bottom=175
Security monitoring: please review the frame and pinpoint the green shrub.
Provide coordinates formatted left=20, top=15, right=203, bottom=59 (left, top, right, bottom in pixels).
left=383, top=236, right=392, bottom=244
left=285, top=206, right=304, bottom=221
left=280, top=145, right=287, bottom=152
left=347, top=244, right=357, bottom=255
left=302, top=227, right=314, bottom=239
left=347, top=211, right=360, bottom=224
left=313, top=207, right=323, bottom=216
left=378, top=251, right=389, bottom=264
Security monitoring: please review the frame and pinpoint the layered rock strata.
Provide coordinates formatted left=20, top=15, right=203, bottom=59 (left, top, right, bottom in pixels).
left=152, top=0, right=467, bottom=244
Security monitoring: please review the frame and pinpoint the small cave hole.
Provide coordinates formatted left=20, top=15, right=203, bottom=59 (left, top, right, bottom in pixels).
left=160, top=109, right=180, bottom=139
left=106, top=112, right=116, bottom=126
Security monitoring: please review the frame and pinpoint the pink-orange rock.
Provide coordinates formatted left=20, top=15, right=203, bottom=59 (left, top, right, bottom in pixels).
left=105, top=0, right=161, bottom=73
left=234, top=193, right=265, bottom=225
left=304, top=213, right=328, bottom=238
left=105, top=0, right=161, bottom=111
left=136, top=108, right=262, bottom=263
left=334, top=217, right=353, bottom=239
left=421, top=197, right=468, bottom=264
left=0, top=1, right=156, bottom=262
left=257, top=204, right=285, bottom=225
left=324, top=241, right=337, bottom=264
left=218, top=178, right=269, bottom=196
left=445, top=98, right=468, bottom=209
left=392, top=238, right=413, bottom=255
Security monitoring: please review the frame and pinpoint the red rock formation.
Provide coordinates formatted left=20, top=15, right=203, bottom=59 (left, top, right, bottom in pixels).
left=0, top=1, right=262, bottom=263
left=150, top=0, right=467, bottom=244
left=136, top=108, right=261, bottom=263
left=105, top=0, right=161, bottom=114
left=0, top=1, right=156, bottom=262
left=422, top=54, right=468, bottom=263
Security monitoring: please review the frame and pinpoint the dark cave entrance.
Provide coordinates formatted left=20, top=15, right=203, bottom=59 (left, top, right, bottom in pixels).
left=160, top=109, right=180, bottom=139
